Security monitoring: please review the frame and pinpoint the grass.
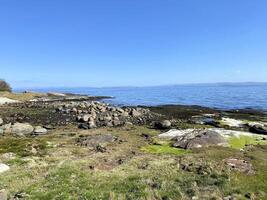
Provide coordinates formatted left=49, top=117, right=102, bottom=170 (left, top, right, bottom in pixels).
left=228, top=135, right=267, bottom=149
left=0, top=91, right=44, bottom=101
left=1, top=126, right=267, bottom=199
left=141, top=144, right=189, bottom=155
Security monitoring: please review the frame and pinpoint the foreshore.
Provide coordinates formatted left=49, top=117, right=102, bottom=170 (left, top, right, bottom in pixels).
left=0, top=91, right=267, bottom=199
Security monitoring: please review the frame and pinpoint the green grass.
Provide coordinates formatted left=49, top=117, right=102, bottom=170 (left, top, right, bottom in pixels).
left=228, top=135, right=267, bottom=149
left=141, top=144, right=189, bottom=155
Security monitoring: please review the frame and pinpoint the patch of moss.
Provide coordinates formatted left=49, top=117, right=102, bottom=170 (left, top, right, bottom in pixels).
left=141, top=144, right=189, bottom=155
left=228, top=136, right=267, bottom=149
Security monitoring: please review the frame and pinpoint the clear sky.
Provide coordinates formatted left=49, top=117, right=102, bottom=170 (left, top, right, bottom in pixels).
left=0, top=0, right=267, bottom=88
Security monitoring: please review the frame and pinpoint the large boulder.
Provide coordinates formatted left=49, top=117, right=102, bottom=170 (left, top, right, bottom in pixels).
left=173, top=130, right=228, bottom=149
left=11, top=123, right=34, bottom=136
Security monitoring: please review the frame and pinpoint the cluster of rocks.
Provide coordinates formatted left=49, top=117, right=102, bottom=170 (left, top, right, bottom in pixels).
left=0, top=119, right=47, bottom=136
left=54, top=101, right=154, bottom=129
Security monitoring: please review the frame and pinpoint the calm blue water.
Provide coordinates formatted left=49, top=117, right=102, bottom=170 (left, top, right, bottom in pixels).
left=17, top=83, right=267, bottom=110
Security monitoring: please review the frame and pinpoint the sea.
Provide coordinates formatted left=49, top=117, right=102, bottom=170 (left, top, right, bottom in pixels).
left=16, top=83, right=267, bottom=111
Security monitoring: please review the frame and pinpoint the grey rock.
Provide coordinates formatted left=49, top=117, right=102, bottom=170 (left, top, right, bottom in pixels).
left=77, top=134, right=117, bottom=148
left=249, top=125, right=267, bottom=135
left=173, top=130, right=227, bottom=149
left=11, top=123, right=34, bottom=136
left=34, top=126, right=48, bottom=135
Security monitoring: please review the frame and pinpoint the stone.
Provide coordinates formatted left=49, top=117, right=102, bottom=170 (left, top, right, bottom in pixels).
left=11, top=123, right=34, bottom=136
left=130, top=109, right=142, bottom=117
left=0, top=164, right=10, bottom=174
left=160, top=120, right=172, bottom=129
left=249, top=125, right=267, bottom=135
left=0, top=118, right=3, bottom=125
left=124, top=122, right=133, bottom=126
left=34, top=126, right=48, bottom=135
left=88, top=121, right=97, bottom=129
left=224, top=158, right=254, bottom=175
left=172, top=130, right=228, bottom=149
left=78, top=123, right=89, bottom=129
left=81, top=114, right=91, bottom=122
left=0, top=189, right=7, bottom=200
left=221, top=117, right=244, bottom=128
left=113, top=120, right=121, bottom=126
left=76, top=134, right=117, bottom=148
left=159, top=129, right=194, bottom=139
left=0, top=129, right=3, bottom=135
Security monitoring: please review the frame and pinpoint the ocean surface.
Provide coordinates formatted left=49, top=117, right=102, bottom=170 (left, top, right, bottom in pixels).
left=17, top=83, right=267, bottom=111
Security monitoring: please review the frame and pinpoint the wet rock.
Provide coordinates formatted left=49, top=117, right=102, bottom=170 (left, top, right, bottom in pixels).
left=33, top=126, right=48, bottom=135
left=225, top=158, right=254, bottom=175
left=173, top=130, right=228, bottom=149
left=0, top=189, right=7, bottom=200
left=11, top=123, right=34, bottom=136
left=0, top=163, right=10, bottom=174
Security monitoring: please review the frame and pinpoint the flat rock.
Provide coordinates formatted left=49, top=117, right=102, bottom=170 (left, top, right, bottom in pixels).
left=34, top=126, right=48, bottom=135
left=172, top=130, right=228, bottom=149
left=76, top=134, right=117, bottom=148
left=0, top=163, right=10, bottom=174
left=0, top=97, right=20, bottom=105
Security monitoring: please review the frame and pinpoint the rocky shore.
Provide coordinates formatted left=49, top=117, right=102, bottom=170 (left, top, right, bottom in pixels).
left=0, top=91, right=267, bottom=200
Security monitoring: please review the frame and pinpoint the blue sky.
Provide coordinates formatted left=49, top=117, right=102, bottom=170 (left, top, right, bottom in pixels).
left=0, top=0, right=267, bottom=88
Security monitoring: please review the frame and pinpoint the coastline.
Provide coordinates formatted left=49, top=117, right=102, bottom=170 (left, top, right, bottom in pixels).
left=0, top=91, right=267, bottom=199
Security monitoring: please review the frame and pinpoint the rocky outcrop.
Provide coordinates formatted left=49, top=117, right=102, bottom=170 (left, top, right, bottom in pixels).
left=172, top=130, right=228, bottom=149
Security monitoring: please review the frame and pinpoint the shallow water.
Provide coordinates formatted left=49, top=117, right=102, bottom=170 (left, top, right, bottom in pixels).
left=17, top=83, right=267, bottom=110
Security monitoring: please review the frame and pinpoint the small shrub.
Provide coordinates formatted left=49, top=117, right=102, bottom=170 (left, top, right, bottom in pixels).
left=0, top=79, right=12, bottom=92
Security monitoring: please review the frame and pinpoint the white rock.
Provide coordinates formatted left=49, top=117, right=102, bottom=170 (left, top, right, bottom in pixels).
left=0, top=164, right=10, bottom=173
left=221, top=117, right=244, bottom=127
left=0, top=97, right=19, bottom=105
left=158, top=129, right=195, bottom=139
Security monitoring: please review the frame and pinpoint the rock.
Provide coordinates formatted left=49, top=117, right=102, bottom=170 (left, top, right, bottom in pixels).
left=0, top=189, right=7, bottom=200
left=0, top=123, right=11, bottom=134
left=221, top=117, right=244, bottom=128
left=0, top=97, right=20, bottom=105
left=124, top=122, right=133, bottom=126
left=0, top=118, right=3, bottom=125
left=113, top=120, right=121, bottom=126
left=78, top=123, right=89, bottom=129
left=11, top=123, right=34, bottom=136
left=43, top=125, right=54, bottom=130
left=159, top=129, right=194, bottom=139
left=224, top=158, right=254, bottom=175
left=249, top=125, right=267, bottom=135
left=130, top=109, right=142, bottom=117
left=0, top=129, right=3, bottom=135
left=172, top=130, right=228, bottom=149
left=47, top=92, right=66, bottom=97
left=160, top=120, right=172, bottom=129
left=88, top=121, right=97, bottom=129
left=0, top=163, right=10, bottom=174
left=33, top=126, right=48, bottom=135
left=81, top=114, right=91, bottom=122
left=77, top=134, right=117, bottom=148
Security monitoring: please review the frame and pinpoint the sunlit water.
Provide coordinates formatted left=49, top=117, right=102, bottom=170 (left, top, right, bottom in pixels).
left=17, top=83, right=267, bottom=110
